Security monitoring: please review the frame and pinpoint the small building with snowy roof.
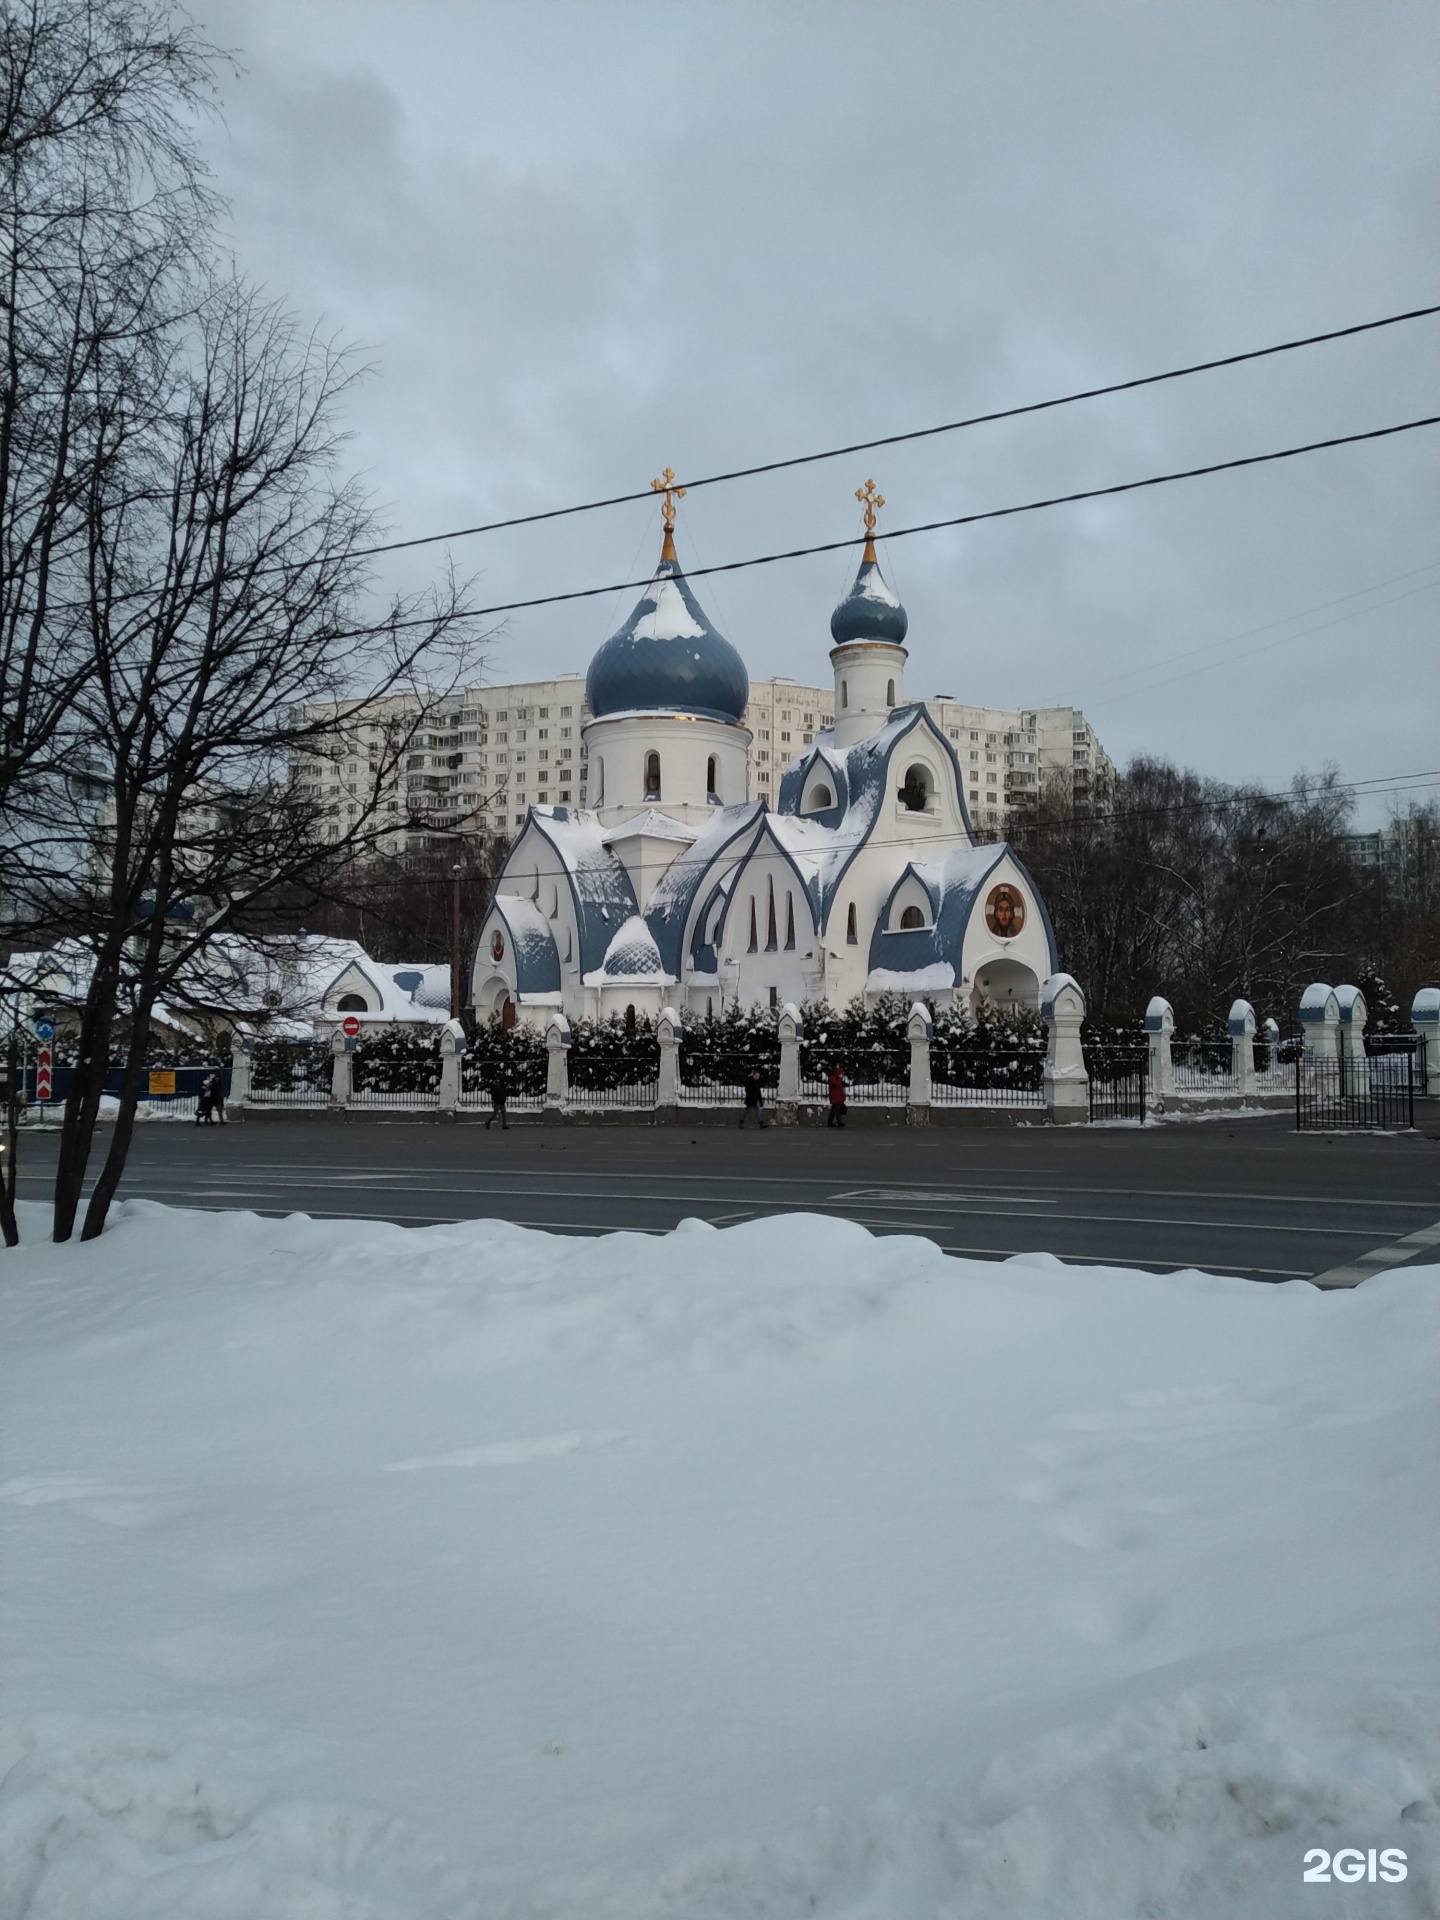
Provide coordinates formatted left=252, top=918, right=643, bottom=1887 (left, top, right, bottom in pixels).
left=471, top=484, right=1058, bottom=1026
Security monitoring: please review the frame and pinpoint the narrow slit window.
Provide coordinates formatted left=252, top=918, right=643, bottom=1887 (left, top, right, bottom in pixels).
left=748, top=897, right=758, bottom=951
left=846, top=902, right=858, bottom=944
left=784, top=892, right=795, bottom=949
left=765, top=876, right=778, bottom=951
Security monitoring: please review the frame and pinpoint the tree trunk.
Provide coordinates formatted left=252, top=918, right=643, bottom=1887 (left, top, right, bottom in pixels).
left=80, top=1000, right=155, bottom=1240
left=1, top=1028, right=20, bottom=1248
left=51, top=961, right=122, bottom=1241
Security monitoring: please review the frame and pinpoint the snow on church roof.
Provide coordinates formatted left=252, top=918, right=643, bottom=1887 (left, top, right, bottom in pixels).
left=585, top=558, right=749, bottom=724
left=772, top=706, right=949, bottom=924
left=601, top=808, right=697, bottom=846
left=644, top=801, right=765, bottom=977
left=586, top=914, right=673, bottom=986
left=517, top=808, right=640, bottom=977
left=490, top=896, right=561, bottom=994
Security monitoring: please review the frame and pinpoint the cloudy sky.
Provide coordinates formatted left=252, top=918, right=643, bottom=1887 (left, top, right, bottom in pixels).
left=195, top=0, right=1437, bottom=823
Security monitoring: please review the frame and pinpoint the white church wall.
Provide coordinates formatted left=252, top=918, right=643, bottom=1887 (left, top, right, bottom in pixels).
left=959, top=856, right=1049, bottom=1014
left=582, top=712, right=749, bottom=815
left=714, top=844, right=823, bottom=1011
left=830, top=639, right=907, bottom=748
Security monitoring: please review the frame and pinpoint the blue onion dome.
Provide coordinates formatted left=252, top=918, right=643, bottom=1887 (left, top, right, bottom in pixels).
left=830, top=544, right=909, bottom=647
left=587, top=548, right=749, bottom=724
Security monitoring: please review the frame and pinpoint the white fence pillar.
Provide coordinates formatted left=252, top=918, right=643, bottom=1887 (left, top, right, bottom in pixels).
left=439, top=1019, right=466, bottom=1113
left=1298, top=983, right=1340, bottom=1072
left=1143, top=996, right=1174, bottom=1111
left=777, top=1002, right=802, bottom=1121
left=329, top=1028, right=352, bottom=1109
left=229, top=1031, right=253, bottom=1106
left=545, top=1014, right=571, bottom=1113
left=1261, top=1016, right=1281, bottom=1074
left=1227, top=999, right=1257, bottom=1097
left=1335, top=985, right=1368, bottom=1098
left=1042, top=973, right=1089, bottom=1125
left=657, top=1006, right=681, bottom=1115
left=906, top=1001, right=933, bottom=1122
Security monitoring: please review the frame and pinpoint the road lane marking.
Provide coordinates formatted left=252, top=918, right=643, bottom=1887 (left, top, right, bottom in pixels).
left=1306, top=1216, right=1440, bottom=1288
left=14, top=1171, right=1395, bottom=1240
left=16, top=1159, right=1435, bottom=1213
left=138, top=1203, right=1313, bottom=1277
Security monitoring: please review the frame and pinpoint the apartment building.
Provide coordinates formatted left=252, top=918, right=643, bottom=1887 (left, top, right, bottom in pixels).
left=292, top=677, right=1112, bottom=857
left=926, top=699, right=1115, bottom=835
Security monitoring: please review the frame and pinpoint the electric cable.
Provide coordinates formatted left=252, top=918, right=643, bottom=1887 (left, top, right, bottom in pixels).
left=340, top=302, right=1440, bottom=562
left=324, top=413, right=1440, bottom=640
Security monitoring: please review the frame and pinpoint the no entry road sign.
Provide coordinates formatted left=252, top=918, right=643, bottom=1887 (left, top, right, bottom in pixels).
left=341, top=1015, right=361, bottom=1038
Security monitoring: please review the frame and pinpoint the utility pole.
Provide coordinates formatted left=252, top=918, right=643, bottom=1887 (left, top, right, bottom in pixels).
left=450, top=859, right=464, bottom=1019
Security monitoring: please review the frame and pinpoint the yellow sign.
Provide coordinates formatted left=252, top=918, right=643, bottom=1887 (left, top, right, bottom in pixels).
left=147, top=1070, right=176, bottom=1096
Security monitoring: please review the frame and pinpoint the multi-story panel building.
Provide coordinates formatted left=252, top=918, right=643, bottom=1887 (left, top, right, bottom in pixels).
left=294, top=677, right=1111, bottom=858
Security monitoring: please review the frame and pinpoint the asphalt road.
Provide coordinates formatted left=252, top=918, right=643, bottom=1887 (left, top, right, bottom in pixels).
left=12, top=1110, right=1439, bottom=1284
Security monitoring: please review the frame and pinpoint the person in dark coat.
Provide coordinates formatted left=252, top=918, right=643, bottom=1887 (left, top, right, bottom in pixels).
left=485, top=1061, right=509, bottom=1130
left=196, top=1069, right=225, bottom=1125
left=826, top=1063, right=847, bottom=1127
left=738, top=1068, right=766, bottom=1127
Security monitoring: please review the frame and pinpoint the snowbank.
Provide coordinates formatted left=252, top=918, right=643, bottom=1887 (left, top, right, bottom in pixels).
left=0, top=1203, right=1434, bottom=1918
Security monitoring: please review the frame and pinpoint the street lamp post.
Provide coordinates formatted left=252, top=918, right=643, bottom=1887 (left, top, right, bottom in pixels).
left=450, top=860, right=463, bottom=1019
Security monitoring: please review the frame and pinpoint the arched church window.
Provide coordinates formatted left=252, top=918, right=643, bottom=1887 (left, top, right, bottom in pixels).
left=644, top=751, right=661, bottom=800
left=840, top=679, right=849, bottom=709
left=805, top=783, right=833, bottom=812
left=886, top=679, right=895, bottom=706
left=784, top=892, right=795, bottom=949
left=846, top=902, right=858, bottom=944
left=899, top=905, right=925, bottom=930
left=707, top=755, right=719, bottom=802
left=336, top=992, right=367, bottom=1012
left=625, top=1003, right=636, bottom=1037
left=593, top=756, right=604, bottom=803
left=748, top=897, right=758, bottom=952
left=898, top=764, right=931, bottom=812
left=765, top=876, right=778, bottom=951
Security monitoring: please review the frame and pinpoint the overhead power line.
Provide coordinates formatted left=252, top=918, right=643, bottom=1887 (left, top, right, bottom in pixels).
left=345, top=301, right=1440, bottom=563
left=334, top=413, right=1440, bottom=639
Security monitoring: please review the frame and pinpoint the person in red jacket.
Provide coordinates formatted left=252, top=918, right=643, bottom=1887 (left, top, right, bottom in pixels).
left=826, top=1063, right=847, bottom=1128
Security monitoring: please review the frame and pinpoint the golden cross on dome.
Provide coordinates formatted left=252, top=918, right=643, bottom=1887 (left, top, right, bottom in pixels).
left=855, top=477, right=885, bottom=561
left=651, top=467, right=686, bottom=563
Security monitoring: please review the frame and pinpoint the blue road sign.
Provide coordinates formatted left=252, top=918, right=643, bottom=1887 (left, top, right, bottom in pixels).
left=34, top=1016, right=55, bottom=1042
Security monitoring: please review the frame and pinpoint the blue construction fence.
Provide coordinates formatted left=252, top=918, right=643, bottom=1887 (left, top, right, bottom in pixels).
left=18, top=1064, right=231, bottom=1113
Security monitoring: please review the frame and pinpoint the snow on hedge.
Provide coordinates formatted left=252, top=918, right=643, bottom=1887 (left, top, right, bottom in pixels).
left=0, top=1203, right=1434, bottom=1918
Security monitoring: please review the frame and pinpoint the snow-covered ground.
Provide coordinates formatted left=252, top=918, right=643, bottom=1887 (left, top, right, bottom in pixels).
left=0, top=1200, right=1434, bottom=1918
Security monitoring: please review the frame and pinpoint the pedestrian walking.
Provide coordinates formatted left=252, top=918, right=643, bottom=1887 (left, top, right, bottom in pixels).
left=738, top=1068, right=767, bottom=1128
left=485, top=1062, right=509, bottom=1130
left=826, top=1062, right=847, bottom=1128
left=198, top=1069, right=225, bottom=1126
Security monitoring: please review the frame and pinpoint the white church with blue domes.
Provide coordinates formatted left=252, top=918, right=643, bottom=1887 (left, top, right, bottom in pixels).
left=471, top=481, right=1059, bottom=1026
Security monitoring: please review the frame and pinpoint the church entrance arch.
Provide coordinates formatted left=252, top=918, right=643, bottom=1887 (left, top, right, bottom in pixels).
left=476, top=973, right=513, bottom=1024
left=971, top=957, right=1040, bottom=1013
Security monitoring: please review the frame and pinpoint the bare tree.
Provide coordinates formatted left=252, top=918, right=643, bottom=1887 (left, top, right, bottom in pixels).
left=0, top=2, right=220, bottom=841
left=20, top=277, right=483, bottom=1241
